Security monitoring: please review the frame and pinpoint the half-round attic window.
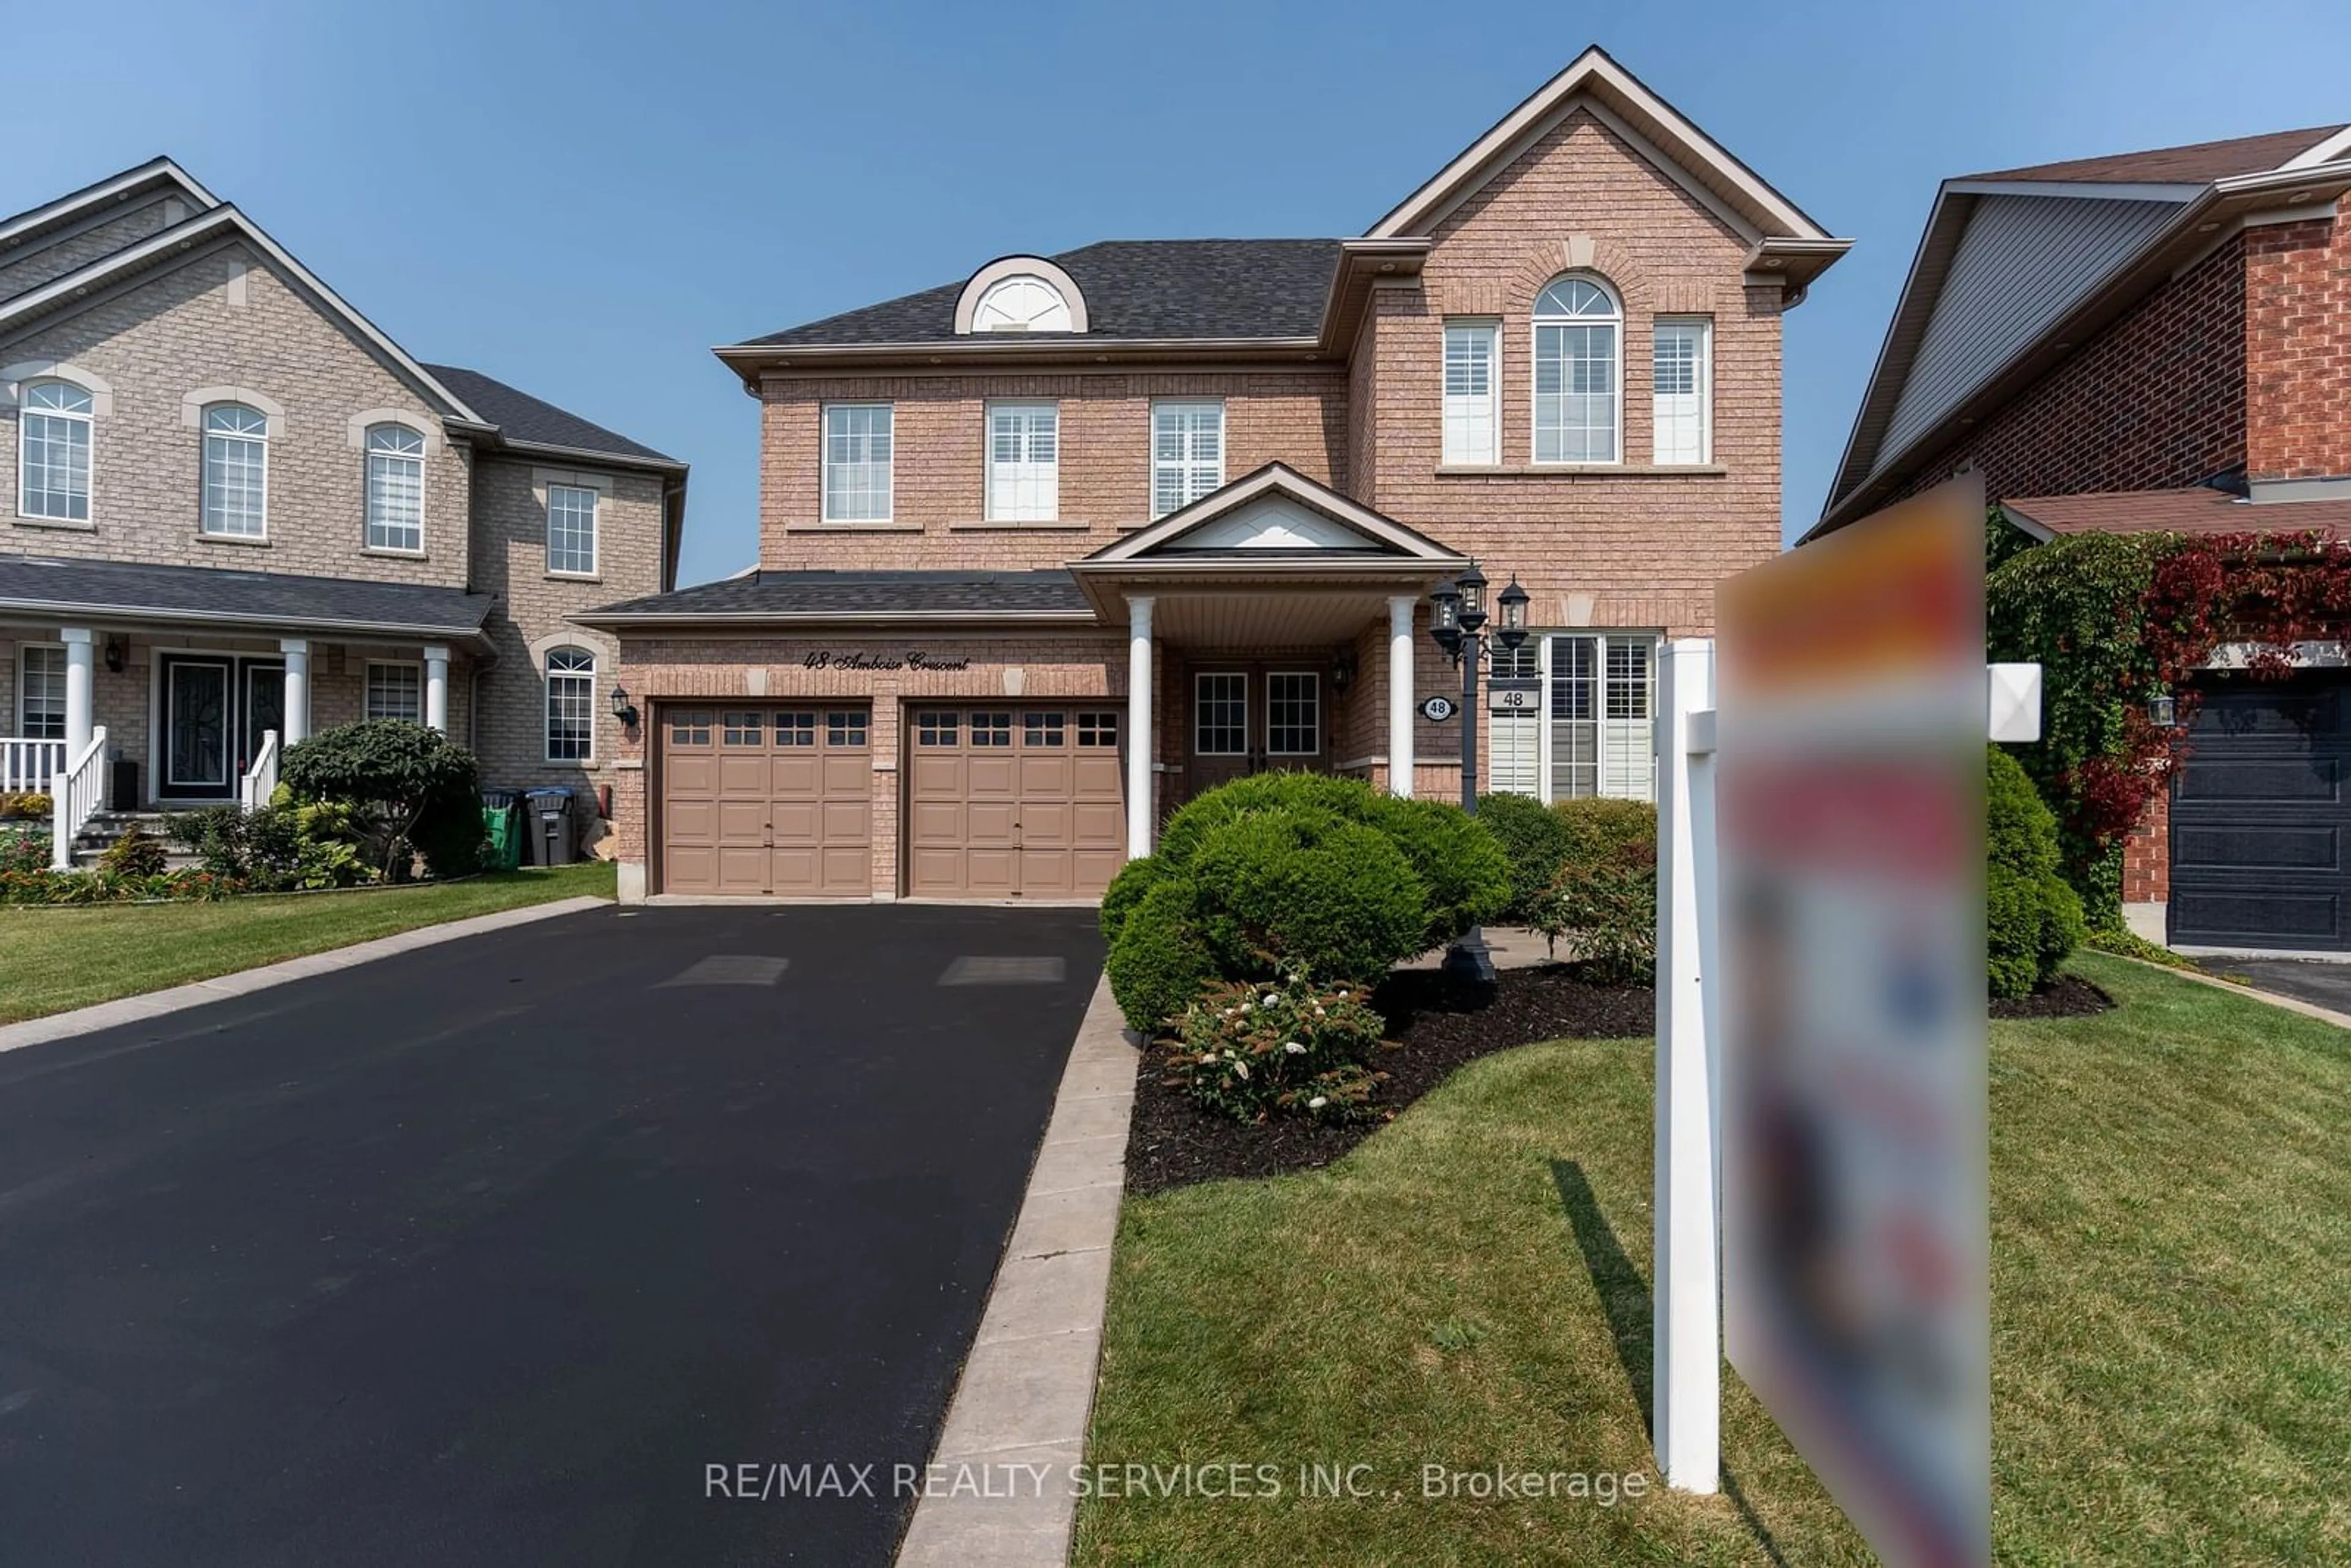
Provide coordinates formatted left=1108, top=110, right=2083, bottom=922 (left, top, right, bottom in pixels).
left=973, top=275, right=1071, bottom=332
left=953, top=256, right=1090, bottom=335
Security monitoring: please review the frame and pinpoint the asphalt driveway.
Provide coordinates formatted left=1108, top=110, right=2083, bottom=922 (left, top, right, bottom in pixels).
left=2196, top=955, right=2351, bottom=1016
left=0, top=903, right=1106, bottom=1566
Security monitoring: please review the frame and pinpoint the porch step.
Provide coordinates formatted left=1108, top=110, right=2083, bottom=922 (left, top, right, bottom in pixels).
left=71, top=810, right=202, bottom=871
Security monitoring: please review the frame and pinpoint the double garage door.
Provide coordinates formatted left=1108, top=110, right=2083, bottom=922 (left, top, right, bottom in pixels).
left=2169, top=674, right=2351, bottom=950
left=658, top=702, right=1124, bottom=899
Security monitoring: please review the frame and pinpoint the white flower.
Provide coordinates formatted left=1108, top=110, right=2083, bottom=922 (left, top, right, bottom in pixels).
left=1314, top=1006, right=1327, bottom=1017
left=1262, top=994, right=1280, bottom=1007
left=1240, top=1002, right=1253, bottom=1013
left=1283, top=1041, right=1307, bottom=1055
left=1234, top=1062, right=1249, bottom=1080
left=1308, top=1095, right=1329, bottom=1109
left=1224, top=1049, right=1239, bottom=1059
left=1200, top=1052, right=1217, bottom=1064
left=1335, top=989, right=1349, bottom=999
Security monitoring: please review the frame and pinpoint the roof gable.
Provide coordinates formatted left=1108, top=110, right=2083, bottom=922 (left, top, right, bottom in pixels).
left=1366, top=46, right=1834, bottom=246
left=0, top=158, right=220, bottom=252
left=1084, top=463, right=1463, bottom=564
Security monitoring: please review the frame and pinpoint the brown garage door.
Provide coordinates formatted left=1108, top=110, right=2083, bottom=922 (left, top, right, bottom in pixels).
left=661, top=705, right=872, bottom=896
left=906, top=706, right=1125, bottom=898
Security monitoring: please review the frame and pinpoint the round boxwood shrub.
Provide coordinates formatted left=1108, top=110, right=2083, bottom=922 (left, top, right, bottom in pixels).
left=1153, top=769, right=1374, bottom=869
left=1989, top=745, right=2085, bottom=999
left=1099, top=854, right=1164, bottom=947
left=1106, top=877, right=1215, bottom=1034
left=1368, top=793, right=1509, bottom=947
left=1189, top=811, right=1428, bottom=981
left=1475, top=791, right=1572, bottom=923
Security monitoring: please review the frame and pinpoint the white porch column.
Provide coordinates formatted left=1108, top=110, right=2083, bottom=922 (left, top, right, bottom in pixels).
left=422, top=645, right=451, bottom=734
left=1387, top=595, right=1416, bottom=798
left=279, top=639, right=310, bottom=745
left=1127, top=596, right=1155, bottom=858
left=59, top=627, right=96, bottom=759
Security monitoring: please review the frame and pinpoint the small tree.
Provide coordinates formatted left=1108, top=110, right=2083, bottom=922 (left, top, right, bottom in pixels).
left=279, top=720, right=483, bottom=879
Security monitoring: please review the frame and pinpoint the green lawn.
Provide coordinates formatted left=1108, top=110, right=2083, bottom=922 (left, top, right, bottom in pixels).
left=1075, top=953, right=2351, bottom=1565
left=0, top=862, right=614, bottom=1024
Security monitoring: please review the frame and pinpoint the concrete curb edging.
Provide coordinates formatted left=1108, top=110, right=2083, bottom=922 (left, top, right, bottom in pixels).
left=0, top=895, right=610, bottom=1056
left=2110, top=951, right=2351, bottom=1030
left=896, top=975, right=1137, bottom=1567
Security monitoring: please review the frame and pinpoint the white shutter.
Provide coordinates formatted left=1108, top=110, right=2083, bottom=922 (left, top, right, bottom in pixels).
left=1442, top=320, right=1498, bottom=464
left=987, top=402, right=1059, bottom=521
left=1151, top=402, right=1223, bottom=517
left=1599, top=637, right=1656, bottom=801
left=1651, top=318, right=1710, bottom=465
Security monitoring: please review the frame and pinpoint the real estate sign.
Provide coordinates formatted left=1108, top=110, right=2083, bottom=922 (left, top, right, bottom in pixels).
left=1716, top=475, right=1989, bottom=1568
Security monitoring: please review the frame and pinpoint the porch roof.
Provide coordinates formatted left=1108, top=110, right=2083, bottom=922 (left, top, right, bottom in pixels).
left=572, top=569, right=1098, bottom=630
left=0, top=553, right=497, bottom=645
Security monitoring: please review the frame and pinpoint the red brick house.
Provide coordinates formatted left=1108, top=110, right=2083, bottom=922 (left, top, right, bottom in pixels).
left=1813, top=124, right=2351, bottom=952
left=578, top=47, right=1848, bottom=904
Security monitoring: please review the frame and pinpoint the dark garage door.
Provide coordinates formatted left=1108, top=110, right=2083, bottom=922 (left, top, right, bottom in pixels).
left=2169, top=674, right=2351, bottom=950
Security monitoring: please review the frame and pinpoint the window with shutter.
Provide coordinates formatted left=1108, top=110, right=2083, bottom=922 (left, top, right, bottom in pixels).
left=1150, top=401, right=1223, bottom=518
left=1652, top=318, right=1711, bottom=465
left=1442, top=320, right=1500, bottom=465
left=986, top=402, right=1059, bottom=521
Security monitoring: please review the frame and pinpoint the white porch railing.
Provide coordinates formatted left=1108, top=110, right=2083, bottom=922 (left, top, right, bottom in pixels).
left=48, top=726, right=108, bottom=871
left=3, top=737, right=67, bottom=794
left=241, top=729, right=280, bottom=812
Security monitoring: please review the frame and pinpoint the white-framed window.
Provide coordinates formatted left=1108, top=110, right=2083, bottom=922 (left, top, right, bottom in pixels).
left=17, top=643, right=66, bottom=741
left=986, top=401, right=1059, bottom=522
left=823, top=402, right=894, bottom=522
left=544, top=645, right=595, bottom=761
left=1544, top=631, right=1655, bottom=802
left=1652, top=317, right=1712, bottom=465
left=365, top=661, right=423, bottom=723
left=1532, top=276, right=1620, bottom=465
left=1194, top=672, right=1247, bottom=755
left=546, top=484, right=599, bottom=576
left=1441, top=319, right=1500, bottom=465
left=364, top=424, right=426, bottom=552
left=1151, top=400, right=1223, bottom=518
left=19, top=380, right=92, bottom=522
left=201, top=402, right=269, bottom=537
left=1266, top=672, right=1320, bottom=756
left=972, top=276, right=1073, bottom=332
left=1488, top=637, right=1541, bottom=795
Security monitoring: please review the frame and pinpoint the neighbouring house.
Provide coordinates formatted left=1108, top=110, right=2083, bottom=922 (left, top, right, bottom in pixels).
left=0, top=160, right=686, bottom=860
left=1812, top=123, right=2351, bottom=951
left=572, top=45, right=1848, bottom=903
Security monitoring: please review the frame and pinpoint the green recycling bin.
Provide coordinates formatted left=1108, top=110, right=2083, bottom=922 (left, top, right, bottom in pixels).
left=482, top=801, right=522, bottom=871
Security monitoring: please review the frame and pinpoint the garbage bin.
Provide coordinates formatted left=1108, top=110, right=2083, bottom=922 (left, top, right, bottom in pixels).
left=523, top=787, right=576, bottom=866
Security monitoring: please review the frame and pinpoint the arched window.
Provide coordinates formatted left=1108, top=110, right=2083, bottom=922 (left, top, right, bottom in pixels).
left=20, top=380, right=93, bottom=522
left=972, top=275, right=1073, bottom=332
left=364, top=423, right=426, bottom=552
left=201, top=403, right=269, bottom=536
left=1531, top=276, right=1620, bottom=464
left=545, top=645, right=596, bottom=761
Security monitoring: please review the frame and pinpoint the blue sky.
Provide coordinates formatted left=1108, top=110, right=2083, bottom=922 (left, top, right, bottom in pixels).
left=6, top=0, right=2346, bottom=586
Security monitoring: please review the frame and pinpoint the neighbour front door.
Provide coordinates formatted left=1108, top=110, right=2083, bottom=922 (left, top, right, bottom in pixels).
left=1188, top=666, right=1329, bottom=798
left=159, top=655, right=283, bottom=801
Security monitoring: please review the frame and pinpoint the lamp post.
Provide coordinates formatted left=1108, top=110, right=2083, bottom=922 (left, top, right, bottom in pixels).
left=1428, top=565, right=1529, bottom=983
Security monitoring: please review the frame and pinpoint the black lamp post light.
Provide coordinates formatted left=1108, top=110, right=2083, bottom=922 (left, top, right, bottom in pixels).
left=1427, top=561, right=1529, bottom=983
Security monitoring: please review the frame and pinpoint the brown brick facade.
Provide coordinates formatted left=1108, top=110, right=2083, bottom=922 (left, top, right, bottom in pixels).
left=2246, top=217, right=2351, bottom=481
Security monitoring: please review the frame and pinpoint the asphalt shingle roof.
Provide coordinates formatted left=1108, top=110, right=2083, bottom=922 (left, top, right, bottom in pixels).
left=587, top=569, right=1092, bottom=619
left=0, top=553, right=495, bottom=635
left=1967, top=126, right=2347, bottom=186
left=424, top=364, right=680, bottom=467
left=743, top=239, right=1344, bottom=348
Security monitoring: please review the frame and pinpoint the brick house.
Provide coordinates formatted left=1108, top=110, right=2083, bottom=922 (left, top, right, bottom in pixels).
left=0, top=160, right=686, bottom=858
left=577, top=47, right=1848, bottom=904
left=1812, top=124, right=2351, bottom=951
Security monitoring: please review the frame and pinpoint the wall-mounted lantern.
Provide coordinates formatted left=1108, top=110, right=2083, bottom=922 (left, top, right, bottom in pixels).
left=610, top=684, right=639, bottom=728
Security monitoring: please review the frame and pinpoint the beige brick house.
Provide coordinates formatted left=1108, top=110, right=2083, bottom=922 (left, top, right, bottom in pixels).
left=578, top=47, right=1845, bottom=903
left=0, top=160, right=686, bottom=857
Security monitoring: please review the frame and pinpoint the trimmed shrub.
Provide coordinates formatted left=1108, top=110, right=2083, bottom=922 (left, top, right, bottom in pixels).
left=1169, top=973, right=1387, bottom=1123
left=1989, top=745, right=2085, bottom=998
left=1099, top=854, right=1164, bottom=947
left=1366, top=793, right=1510, bottom=948
left=280, top=720, right=482, bottom=878
left=1106, top=878, right=1215, bottom=1035
left=1528, top=798, right=1659, bottom=983
left=1190, top=811, right=1428, bottom=981
left=1552, top=797, right=1657, bottom=870
left=1476, top=791, right=1572, bottom=923
left=1153, top=769, right=1373, bottom=869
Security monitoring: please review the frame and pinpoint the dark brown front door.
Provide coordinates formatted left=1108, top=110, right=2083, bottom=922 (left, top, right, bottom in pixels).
left=1187, top=666, right=1328, bottom=798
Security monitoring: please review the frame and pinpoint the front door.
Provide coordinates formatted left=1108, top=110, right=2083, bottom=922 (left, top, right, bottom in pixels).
left=1188, top=666, right=1328, bottom=798
left=160, top=655, right=284, bottom=801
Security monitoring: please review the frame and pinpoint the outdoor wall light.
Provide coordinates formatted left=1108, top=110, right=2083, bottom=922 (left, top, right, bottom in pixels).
left=609, top=684, right=639, bottom=727
left=2147, top=692, right=2178, bottom=729
left=1330, top=647, right=1357, bottom=695
left=103, top=634, right=127, bottom=673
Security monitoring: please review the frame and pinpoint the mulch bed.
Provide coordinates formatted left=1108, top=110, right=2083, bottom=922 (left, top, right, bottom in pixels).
left=1990, top=973, right=2113, bottom=1019
left=1125, top=961, right=2116, bottom=1195
left=1124, top=962, right=1649, bottom=1196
